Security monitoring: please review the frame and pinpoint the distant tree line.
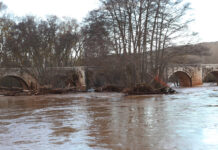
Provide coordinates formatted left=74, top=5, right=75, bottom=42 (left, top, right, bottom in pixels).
left=0, top=1, right=208, bottom=88
left=0, top=2, right=83, bottom=85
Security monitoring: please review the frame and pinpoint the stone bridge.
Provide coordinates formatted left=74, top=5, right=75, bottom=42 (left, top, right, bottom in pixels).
left=168, top=64, right=218, bottom=87
left=0, top=67, right=86, bottom=90
left=1, top=65, right=218, bottom=90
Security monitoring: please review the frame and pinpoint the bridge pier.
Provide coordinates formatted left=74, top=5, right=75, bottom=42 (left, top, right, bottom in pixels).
left=190, top=66, right=203, bottom=86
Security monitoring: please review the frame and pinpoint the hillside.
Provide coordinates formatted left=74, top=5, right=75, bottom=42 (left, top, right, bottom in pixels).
left=198, top=41, right=218, bottom=64
left=169, top=41, right=218, bottom=64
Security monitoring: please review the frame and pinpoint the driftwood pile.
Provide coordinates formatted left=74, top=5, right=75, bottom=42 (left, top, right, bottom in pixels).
left=93, top=83, right=175, bottom=95
left=95, top=85, right=123, bottom=92
left=123, top=84, right=176, bottom=95
left=0, top=79, right=176, bottom=96
left=0, top=87, right=78, bottom=96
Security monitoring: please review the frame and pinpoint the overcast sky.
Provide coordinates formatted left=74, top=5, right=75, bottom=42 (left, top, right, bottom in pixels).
left=2, top=0, right=100, bottom=21
left=1, top=0, right=218, bottom=43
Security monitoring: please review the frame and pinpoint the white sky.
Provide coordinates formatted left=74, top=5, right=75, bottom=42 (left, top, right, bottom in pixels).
left=188, top=0, right=218, bottom=42
left=1, top=0, right=218, bottom=42
left=2, top=0, right=100, bottom=21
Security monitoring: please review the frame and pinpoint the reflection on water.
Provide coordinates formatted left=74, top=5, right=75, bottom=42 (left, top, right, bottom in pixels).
left=0, top=85, right=218, bottom=150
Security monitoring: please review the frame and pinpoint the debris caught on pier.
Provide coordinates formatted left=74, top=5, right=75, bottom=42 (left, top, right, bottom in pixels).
left=123, top=83, right=176, bottom=95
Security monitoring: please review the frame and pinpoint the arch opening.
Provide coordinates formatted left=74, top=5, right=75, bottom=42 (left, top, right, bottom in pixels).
left=0, top=76, right=29, bottom=90
left=168, top=71, right=192, bottom=87
left=203, top=71, right=218, bottom=85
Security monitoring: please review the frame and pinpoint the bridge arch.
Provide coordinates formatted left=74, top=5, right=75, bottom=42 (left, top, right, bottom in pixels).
left=168, top=71, right=192, bottom=87
left=0, top=75, right=29, bottom=90
left=203, top=71, right=218, bottom=83
left=0, top=69, right=39, bottom=90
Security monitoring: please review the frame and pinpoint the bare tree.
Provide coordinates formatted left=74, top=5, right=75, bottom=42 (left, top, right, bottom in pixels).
left=94, top=0, right=195, bottom=86
left=0, top=12, right=83, bottom=87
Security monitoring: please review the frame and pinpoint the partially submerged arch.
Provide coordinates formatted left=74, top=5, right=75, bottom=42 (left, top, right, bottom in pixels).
left=169, top=71, right=192, bottom=87
left=0, top=69, right=39, bottom=90
left=0, top=75, right=29, bottom=90
left=203, top=71, right=218, bottom=84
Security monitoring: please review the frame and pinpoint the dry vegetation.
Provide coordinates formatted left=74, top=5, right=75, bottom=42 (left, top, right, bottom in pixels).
left=0, top=1, right=211, bottom=94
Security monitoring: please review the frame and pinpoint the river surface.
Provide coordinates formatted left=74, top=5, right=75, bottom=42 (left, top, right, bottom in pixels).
left=0, top=84, right=218, bottom=150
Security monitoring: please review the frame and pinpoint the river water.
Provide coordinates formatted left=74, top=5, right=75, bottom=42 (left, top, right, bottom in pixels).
left=0, top=84, right=218, bottom=150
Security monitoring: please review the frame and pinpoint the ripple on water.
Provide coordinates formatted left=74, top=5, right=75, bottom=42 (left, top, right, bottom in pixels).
left=0, top=85, right=218, bottom=150
left=50, top=127, right=78, bottom=137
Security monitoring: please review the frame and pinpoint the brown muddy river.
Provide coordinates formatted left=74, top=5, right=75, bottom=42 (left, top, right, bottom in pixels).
left=1, top=84, right=218, bottom=150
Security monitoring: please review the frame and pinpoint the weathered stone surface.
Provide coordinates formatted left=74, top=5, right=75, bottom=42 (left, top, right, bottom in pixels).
left=0, top=68, right=39, bottom=90
left=1, top=65, right=218, bottom=91
left=0, top=67, right=87, bottom=91
left=168, top=64, right=218, bottom=87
